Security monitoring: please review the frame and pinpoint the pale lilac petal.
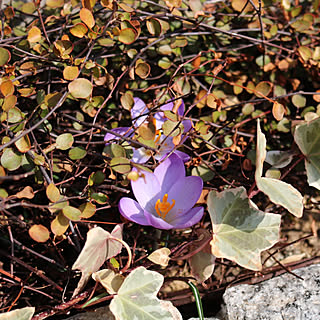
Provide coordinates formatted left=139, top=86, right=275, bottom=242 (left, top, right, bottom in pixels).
left=154, top=102, right=174, bottom=127
left=174, top=150, right=190, bottom=162
left=131, top=148, right=152, bottom=164
left=168, top=176, right=203, bottom=211
left=118, top=198, right=149, bottom=226
left=182, top=119, right=192, bottom=133
left=131, top=170, right=160, bottom=208
left=168, top=206, right=204, bottom=229
left=131, top=97, right=148, bottom=127
left=104, top=127, right=133, bottom=143
left=154, top=154, right=185, bottom=190
left=145, top=211, right=177, bottom=230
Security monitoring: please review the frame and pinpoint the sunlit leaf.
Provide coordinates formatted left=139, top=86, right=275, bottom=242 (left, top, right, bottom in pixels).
left=70, top=23, right=88, bottom=38
left=46, top=183, right=60, bottom=203
left=63, top=66, right=79, bottom=81
left=255, top=120, right=303, bottom=217
left=118, top=28, right=137, bottom=45
left=29, top=224, right=50, bottom=243
left=148, top=247, right=171, bottom=267
left=272, top=101, right=285, bottom=121
left=56, top=133, right=74, bottom=150
left=15, top=134, right=31, bottom=153
left=207, top=187, right=281, bottom=270
left=88, top=171, right=106, bottom=186
left=90, top=192, right=108, bottom=204
left=298, top=46, right=313, bottom=62
left=69, top=147, right=87, bottom=160
left=255, top=81, right=272, bottom=98
left=0, top=79, right=14, bottom=96
left=27, top=26, right=41, bottom=43
left=265, top=150, right=293, bottom=168
left=92, top=269, right=125, bottom=294
left=0, top=307, right=35, bottom=320
left=110, top=267, right=176, bottom=320
left=120, top=91, right=134, bottom=110
left=146, top=18, right=162, bottom=36
left=158, top=57, right=172, bottom=69
left=80, top=8, right=95, bottom=29
left=0, top=47, right=11, bottom=66
left=51, top=212, right=69, bottom=236
left=292, top=94, right=306, bottom=108
left=162, top=120, right=184, bottom=137
left=110, top=157, right=131, bottom=174
left=72, top=225, right=123, bottom=296
left=165, top=0, right=182, bottom=9
left=1, top=148, right=22, bottom=171
left=294, top=117, right=320, bottom=190
left=46, top=0, right=64, bottom=7
left=103, top=144, right=126, bottom=158
left=68, top=78, right=93, bottom=99
left=135, top=61, right=151, bottom=79
left=63, top=206, right=82, bottom=221
left=2, top=94, right=17, bottom=111
left=16, top=186, right=34, bottom=199
left=79, top=202, right=96, bottom=218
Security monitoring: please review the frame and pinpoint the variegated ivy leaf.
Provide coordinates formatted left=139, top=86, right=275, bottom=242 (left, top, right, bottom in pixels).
left=207, top=187, right=281, bottom=271
left=255, top=120, right=303, bottom=217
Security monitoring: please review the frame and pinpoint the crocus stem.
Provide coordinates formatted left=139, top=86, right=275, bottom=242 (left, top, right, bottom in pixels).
left=153, top=229, right=162, bottom=251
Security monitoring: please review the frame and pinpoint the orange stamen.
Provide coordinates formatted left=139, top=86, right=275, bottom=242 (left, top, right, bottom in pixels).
left=155, top=194, right=175, bottom=219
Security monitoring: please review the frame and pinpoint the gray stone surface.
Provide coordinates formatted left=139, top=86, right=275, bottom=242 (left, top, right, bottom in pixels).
left=221, top=263, right=320, bottom=320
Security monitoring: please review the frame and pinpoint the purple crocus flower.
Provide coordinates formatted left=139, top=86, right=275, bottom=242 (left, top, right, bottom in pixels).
left=104, top=97, right=192, bottom=163
left=119, top=154, right=204, bottom=230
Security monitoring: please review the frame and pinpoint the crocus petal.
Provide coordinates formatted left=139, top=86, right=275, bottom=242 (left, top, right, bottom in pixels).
left=131, top=147, right=152, bottom=164
left=131, top=170, right=160, bottom=209
left=154, top=154, right=185, bottom=190
left=168, top=176, right=203, bottom=212
left=145, top=210, right=177, bottom=230
left=118, top=197, right=150, bottom=226
left=168, top=206, right=204, bottom=229
left=182, top=119, right=192, bottom=133
left=174, top=150, right=190, bottom=163
left=104, top=127, right=133, bottom=143
left=131, top=97, right=148, bottom=127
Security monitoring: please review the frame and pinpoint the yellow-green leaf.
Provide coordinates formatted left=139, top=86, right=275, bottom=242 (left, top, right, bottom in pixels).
left=68, top=78, right=93, bottom=99
left=56, top=133, right=74, bottom=150
left=46, top=183, right=61, bottom=203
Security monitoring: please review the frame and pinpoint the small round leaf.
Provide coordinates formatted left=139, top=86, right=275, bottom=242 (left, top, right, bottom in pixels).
left=46, top=183, right=61, bottom=203
left=0, top=48, right=11, bottom=66
left=51, top=212, right=69, bottom=236
left=56, top=133, right=74, bottom=150
left=79, top=202, right=96, bottom=218
left=29, top=224, right=50, bottom=243
left=118, top=28, right=137, bottom=44
left=63, top=206, right=82, bottom=221
left=63, top=66, right=79, bottom=81
left=69, top=147, right=87, bottom=160
left=110, top=157, right=131, bottom=174
left=1, top=148, right=22, bottom=171
left=68, top=78, right=93, bottom=99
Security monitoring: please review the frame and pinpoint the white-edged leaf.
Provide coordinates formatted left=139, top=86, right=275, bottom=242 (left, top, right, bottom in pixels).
left=0, top=307, right=35, bottom=320
left=207, top=187, right=281, bottom=271
left=72, top=225, right=123, bottom=296
left=92, top=269, right=125, bottom=294
left=265, top=150, right=294, bottom=168
left=188, top=228, right=215, bottom=282
left=148, top=247, right=171, bottom=267
left=255, top=120, right=303, bottom=217
left=110, top=267, right=180, bottom=320
left=294, top=117, right=320, bottom=190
